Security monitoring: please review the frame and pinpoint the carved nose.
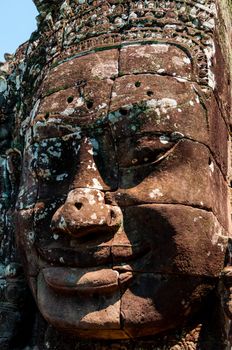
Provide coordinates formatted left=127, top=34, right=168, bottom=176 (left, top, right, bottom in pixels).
left=51, top=188, right=121, bottom=238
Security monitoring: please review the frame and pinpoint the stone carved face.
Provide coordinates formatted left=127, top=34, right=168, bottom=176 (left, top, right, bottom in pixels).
left=16, top=44, right=230, bottom=339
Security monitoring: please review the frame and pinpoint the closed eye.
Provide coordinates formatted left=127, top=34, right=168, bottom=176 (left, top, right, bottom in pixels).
left=117, top=134, right=180, bottom=168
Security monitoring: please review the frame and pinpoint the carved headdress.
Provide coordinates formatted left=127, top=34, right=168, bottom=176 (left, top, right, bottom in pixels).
left=29, top=1, right=217, bottom=87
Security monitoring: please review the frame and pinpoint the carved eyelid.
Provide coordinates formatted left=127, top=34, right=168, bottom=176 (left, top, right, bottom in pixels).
left=118, top=135, right=181, bottom=168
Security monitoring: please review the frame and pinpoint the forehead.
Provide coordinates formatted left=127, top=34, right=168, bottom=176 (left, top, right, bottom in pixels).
left=36, top=44, right=195, bottom=129
left=27, top=44, right=228, bottom=177
left=42, top=44, right=192, bottom=91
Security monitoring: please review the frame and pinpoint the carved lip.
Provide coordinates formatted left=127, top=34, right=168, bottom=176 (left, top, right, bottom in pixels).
left=42, top=267, right=133, bottom=294
left=37, top=243, right=150, bottom=267
left=38, top=243, right=149, bottom=294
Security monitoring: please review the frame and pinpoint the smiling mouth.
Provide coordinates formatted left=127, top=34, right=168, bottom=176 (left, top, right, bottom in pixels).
left=37, top=243, right=149, bottom=294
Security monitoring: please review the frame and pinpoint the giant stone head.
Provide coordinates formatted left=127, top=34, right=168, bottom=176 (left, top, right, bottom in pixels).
left=3, top=0, right=231, bottom=342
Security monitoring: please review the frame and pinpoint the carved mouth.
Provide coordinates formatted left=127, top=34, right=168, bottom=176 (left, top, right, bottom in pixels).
left=42, top=267, right=133, bottom=294
left=37, top=243, right=150, bottom=267
left=37, top=243, right=149, bottom=294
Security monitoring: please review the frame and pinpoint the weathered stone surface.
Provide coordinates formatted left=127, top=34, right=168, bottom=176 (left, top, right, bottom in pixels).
left=38, top=78, right=113, bottom=124
left=119, top=44, right=193, bottom=79
left=37, top=271, right=122, bottom=337
left=51, top=188, right=121, bottom=238
left=0, top=0, right=231, bottom=349
left=43, top=267, right=119, bottom=294
left=109, top=73, right=229, bottom=177
left=112, top=205, right=228, bottom=276
left=121, top=273, right=215, bottom=338
left=41, top=50, right=119, bottom=95
left=115, top=140, right=229, bottom=229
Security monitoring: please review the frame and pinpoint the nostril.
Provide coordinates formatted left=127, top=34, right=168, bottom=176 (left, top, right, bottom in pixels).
left=110, top=209, right=116, bottom=219
left=108, top=207, right=121, bottom=227
left=75, top=202, right=83, bottom=210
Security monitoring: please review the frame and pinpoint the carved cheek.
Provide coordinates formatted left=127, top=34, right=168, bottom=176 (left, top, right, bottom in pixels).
left=112, top=141, right=229, bottom=278
left=119, top=205, right=228, bottom=275
left=15, top=208, right=39, bottom=278
left=117, top=140, right=228, bottom=225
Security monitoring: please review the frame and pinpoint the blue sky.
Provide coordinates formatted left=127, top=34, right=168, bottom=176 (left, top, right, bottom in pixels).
left=0, top=0, right=38, bottom=61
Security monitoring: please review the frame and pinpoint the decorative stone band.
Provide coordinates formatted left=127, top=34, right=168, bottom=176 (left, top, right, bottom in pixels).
left=27, top=0, right=217, bottom=89
left=34, top=0, right=216, bottom=30
left=61, top=29, right=215, bottom=89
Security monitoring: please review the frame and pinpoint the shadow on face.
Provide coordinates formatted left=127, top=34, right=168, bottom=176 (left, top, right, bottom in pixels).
left=15, top=44, right=230, bottom=339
